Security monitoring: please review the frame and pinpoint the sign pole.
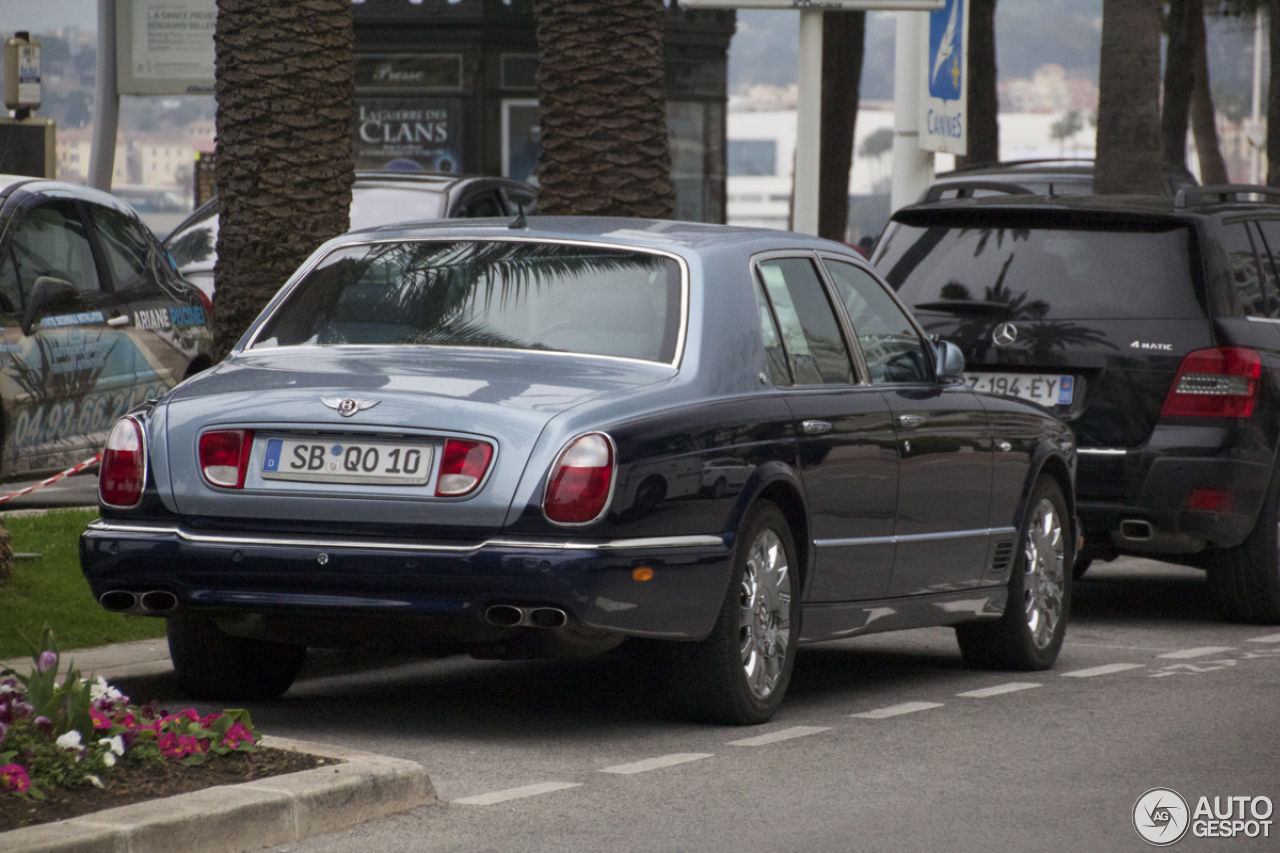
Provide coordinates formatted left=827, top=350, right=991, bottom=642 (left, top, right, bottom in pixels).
left=890, top=9, right=932, bottom=211
left=89, top=0, right=120, bottom=192
left=792, top=9, right=823, bottom=236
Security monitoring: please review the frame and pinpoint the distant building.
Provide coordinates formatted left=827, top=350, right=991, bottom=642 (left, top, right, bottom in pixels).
left=998, top=64, right=1098, bottom=114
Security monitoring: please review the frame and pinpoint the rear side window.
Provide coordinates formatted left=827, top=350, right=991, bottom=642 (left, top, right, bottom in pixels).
left=755, top=258, right=854, bottom=386
left=876, top=222, right=1205, bottom=320
left=252, top=240, right=683, bottom=364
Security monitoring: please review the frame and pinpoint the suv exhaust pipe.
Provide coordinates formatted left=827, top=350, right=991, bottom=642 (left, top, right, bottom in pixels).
left=1119, top=519, right=1153, bottom=541
left=98, top=590, right=180, bottom=614
left=484, top=605, right=568, bottom=629
left=99, top=590, right=138, bottom=612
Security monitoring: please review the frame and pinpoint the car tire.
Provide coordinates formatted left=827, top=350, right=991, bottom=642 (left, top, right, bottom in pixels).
left=166, top=616, right=305, bottom=701
left=673, top=501, right=798, bottom=725
left=1207, top=464, right=1280, bottom=624
left=956, top=478, right=1072, bottom=670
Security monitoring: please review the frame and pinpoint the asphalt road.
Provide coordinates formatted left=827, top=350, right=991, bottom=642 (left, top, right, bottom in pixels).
left=108, top=557, right=1280, bottom=853
left=0, top=469, right=99, bottom=511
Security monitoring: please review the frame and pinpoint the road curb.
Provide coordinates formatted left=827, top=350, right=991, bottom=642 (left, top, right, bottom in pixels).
left=2, top=735, right=435, bottom=853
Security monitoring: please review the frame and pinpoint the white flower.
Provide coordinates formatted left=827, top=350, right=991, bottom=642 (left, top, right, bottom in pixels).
left=56, top=730, right=82, bottom=750
left=89, top=676, right=124, bottom=703
left=86, top=774, right=103, bottom=788
left=102, top=751, right=116, bottom=767
left=99, top=735, right=125, bottom=757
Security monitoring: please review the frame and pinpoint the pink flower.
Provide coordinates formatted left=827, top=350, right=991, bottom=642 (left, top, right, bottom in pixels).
left=91, top=708, right=114, bottom=729
left=37, top=651, right=57, bottom=673
left=221, top=721, right=256, bottom=750
left=157, top=731, right=208, bottom=759
left=34, top=716, right=54, bottom=736
left=0, top=763, right=30, bottom=793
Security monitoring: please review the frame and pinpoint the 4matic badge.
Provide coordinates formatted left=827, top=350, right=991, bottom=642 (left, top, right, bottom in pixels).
left=1130, top=340, right=1174, bottom=351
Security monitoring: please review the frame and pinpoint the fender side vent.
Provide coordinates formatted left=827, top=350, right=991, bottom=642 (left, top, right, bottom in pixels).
left=989, top=540, right=1015, bottom=574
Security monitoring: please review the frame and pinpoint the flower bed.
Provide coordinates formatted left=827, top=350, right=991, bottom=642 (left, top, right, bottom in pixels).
left=0, top=626, right=324, bottom=832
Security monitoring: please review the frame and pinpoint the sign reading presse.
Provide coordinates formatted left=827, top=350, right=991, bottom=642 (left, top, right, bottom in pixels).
left=920, top=0, right=967, bottom=155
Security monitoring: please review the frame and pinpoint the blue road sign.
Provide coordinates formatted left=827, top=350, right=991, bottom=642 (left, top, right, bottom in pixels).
left=928, top=0, right=964, bottom=101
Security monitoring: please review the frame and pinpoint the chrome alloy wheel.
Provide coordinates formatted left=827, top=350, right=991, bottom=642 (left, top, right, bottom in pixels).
left=738, top=527, right=792, bottom=700
left=1022, top=497, right=1066, bottom=648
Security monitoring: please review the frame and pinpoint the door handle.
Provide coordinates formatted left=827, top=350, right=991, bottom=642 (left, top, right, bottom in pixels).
left=802, top=420, right=832, bottom=435
left=896, top=414, right=925, bottom=428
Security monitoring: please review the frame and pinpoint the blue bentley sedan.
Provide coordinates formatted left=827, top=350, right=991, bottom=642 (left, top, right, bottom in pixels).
left=81, top=217, right=1076, bottom=724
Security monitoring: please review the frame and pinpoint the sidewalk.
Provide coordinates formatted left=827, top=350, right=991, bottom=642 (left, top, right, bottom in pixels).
left=1, top=640, right=437, bottom=853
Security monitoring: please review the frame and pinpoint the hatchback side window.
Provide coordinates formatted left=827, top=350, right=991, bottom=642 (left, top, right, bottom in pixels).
left=755, top=258, right=854, bottom=385
left=1219, top=222, right=1273, bottom=318
left=463, top=193, right=504, bottom=218
left=8, top=201, right=101, bottom=300
left=86, top=204, right=156, bottom=292
left=1251, top=221, right=1280, bottom=319
left=823, top=258, right=932, bottom=383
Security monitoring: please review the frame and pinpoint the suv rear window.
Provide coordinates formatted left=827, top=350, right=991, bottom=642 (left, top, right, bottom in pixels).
left=876, top=222, right=1205, bottom=320
left=251, top=240, right=684, bottom=364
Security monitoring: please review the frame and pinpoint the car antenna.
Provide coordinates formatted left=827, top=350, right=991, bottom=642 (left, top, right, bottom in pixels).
left=1048, top=182, right=1055, bottom=197
left=508, top=202, right=528, bottom=230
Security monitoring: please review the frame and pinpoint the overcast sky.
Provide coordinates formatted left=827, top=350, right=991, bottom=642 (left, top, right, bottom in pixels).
left=3, top=0, right=97, bottom=33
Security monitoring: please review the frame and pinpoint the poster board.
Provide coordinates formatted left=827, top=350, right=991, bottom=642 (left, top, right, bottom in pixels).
left=115, top=0, right=216, bottom=96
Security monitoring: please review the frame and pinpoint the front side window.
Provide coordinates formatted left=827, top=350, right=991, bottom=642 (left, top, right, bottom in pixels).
left=755, top=257, right=854, bottom=385
left=8, top=201, right=101, bottom=300
left=824, top=259, right=932, bottom=383
left=252, top=240, right=683, bottom=364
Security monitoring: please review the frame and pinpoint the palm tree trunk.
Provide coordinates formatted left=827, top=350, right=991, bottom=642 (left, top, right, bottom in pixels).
left=1189, top=5, right=1229, bottom=185
left=1270, top=0, right=1280, bottom=186
left=533, top=0, right=674, bottom=218
left=213, top=0, right=355, bottom=361
left=1162, top=0, right=1196, bottom=169
left=819, top=11, right=865, bottom=243
left=1094, top=0, right=1163, bottom=194
left=957, top=0, right=998, bottom=167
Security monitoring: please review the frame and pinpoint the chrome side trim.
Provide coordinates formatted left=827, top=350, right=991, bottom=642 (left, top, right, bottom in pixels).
left=814, top=527, right=1017, bottom=548
left=1246, top=315, right=1280, bottom=325
left=1077, top=448, right=1128, bottom=456
left=85, top=519, right=723, bottom=553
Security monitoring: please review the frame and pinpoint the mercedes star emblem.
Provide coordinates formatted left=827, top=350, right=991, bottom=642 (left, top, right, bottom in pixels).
left=321, top=398, right=381, bottom=417
left=992, top=322, right=1018, bottom=347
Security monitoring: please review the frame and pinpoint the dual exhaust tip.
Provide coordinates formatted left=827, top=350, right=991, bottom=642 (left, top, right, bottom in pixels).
left=484, top=604, right=568, bottom=629
left=99, top=590, right=178, bottom=614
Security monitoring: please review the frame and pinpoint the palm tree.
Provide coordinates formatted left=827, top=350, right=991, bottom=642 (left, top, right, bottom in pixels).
left=533, top=0, right=674, bottom=217
left=1094, top=0, right=1163, bottom=194
left=1163, top=0, right=1229, bottom=183
left=958, top=0, right=998, bottom=167
left=819, top=11, right=866, bottom=243
left=212, top=0, right=355, bottom=360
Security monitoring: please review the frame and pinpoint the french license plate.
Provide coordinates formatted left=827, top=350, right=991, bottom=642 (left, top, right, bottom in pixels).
left=261, top=437, right=432, bottom=485
left=965, top=373, right=1074, bottom=406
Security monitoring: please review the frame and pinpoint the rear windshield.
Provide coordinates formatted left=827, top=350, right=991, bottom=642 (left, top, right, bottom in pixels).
left=874, top=222, right=1205, bottom=320
left=251, top=240, right=684, bottom=363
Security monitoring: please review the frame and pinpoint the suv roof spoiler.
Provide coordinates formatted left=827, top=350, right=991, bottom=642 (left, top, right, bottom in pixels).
left=917, top=181, right=1036, bottom=204
left=1176, top=184, right=1280, bottom=208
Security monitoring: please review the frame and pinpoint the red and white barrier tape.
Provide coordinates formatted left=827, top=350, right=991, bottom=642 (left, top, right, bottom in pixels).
left=0, top=453, right=102, bottom=504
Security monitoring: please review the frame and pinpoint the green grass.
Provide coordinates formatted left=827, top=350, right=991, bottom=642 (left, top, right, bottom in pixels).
left=0, top=509, right=166, bottom=660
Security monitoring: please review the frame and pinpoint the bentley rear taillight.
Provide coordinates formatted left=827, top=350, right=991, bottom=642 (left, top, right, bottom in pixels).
left=435, top=439, right=494, bottom=496
left=100, top=417, right=146, bottom=507
left=1160, top=347, right=1261, bottom=418
left=199, top=430, right=254, bottom=488
left=543, top=433, right=615, bottom=525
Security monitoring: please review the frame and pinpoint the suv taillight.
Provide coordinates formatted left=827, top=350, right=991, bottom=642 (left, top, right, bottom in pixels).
left=435, top=439, right=494, bottom=496
left=543, top=433, right=615, bottom=525
left=1160, top=348, right=1261, bottom=418
left=199, top=430, right=253, bottom=488
left=100, top=417, right=146, bottom=507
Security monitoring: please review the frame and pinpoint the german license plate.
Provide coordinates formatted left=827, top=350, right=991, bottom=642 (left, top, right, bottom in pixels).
left=964, top=373, right=1074, bottom=406
left=261, top=437, right=432, bottom=485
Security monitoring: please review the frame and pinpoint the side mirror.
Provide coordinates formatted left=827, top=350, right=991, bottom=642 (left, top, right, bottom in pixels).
left=935, top=339, right=966, bottom=382
left=21, top=276, right=80, bottom=336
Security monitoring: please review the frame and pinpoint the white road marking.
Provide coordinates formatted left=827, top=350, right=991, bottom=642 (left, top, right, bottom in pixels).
left=850, top=701, right=944, bottom=719
left=600, top=753, right=713, bottom=775
left=1247, top=633, right=1280, bottom=643
left=453, top=782, right=581, bottom=805
left=728, top=726, right=830, bottom=746
left=956, top=682, right=1042, bottom=698
left=1060, top=663, right=1146, bottom=678
left=1157, top=646, right=1236, bottom=659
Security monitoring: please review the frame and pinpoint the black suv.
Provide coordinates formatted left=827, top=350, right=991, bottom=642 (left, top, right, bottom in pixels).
left=872, top=184, right=1280, bottom=624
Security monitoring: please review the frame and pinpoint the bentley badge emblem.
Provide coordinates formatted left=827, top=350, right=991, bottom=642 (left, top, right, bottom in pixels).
left=321, top=398, right=380, bottom=418
left=992, top=322, right=1018, bottom=347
